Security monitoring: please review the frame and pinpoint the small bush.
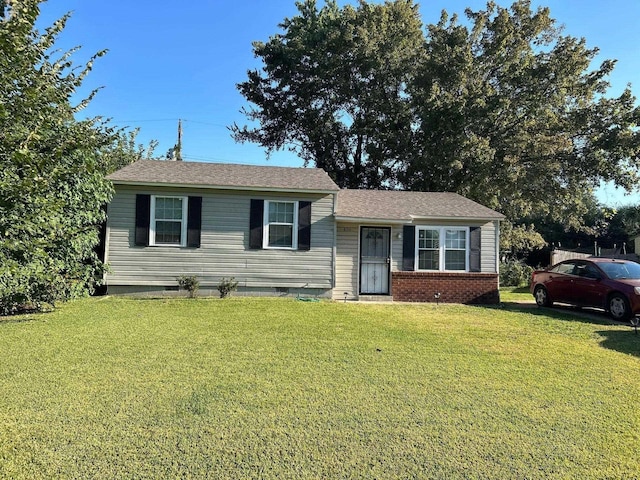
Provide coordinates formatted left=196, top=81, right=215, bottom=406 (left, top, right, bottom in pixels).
left=500, top=259, right=533, bottom=287
left=0, top=254, right=103, bottom=316
left=0, top=259, right=62, bottom=315
left=218, top=277, right=238, bottom=298
left=177, top=275, right=200, bottom=298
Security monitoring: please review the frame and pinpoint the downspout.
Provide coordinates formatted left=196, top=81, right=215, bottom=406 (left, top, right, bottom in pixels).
left=495, top=220, right=500, bottom=275
left=332, top=192, right=338, bottom=290
left=103, top=201, right=112, bottom=291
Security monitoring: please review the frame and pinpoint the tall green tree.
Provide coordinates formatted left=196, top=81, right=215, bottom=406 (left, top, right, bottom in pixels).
left=232, top=0, right=424, bottom=188
left=599, top=205, right=640, bottom=250
left=403, top=1, right=640, bottom=229
left=233, top=0, right=640, bottom=248
left=0, top=1, right=137, bottom=314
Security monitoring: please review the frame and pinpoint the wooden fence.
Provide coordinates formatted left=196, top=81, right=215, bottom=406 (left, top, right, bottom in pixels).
left=550, top=249, right=639, bottom=266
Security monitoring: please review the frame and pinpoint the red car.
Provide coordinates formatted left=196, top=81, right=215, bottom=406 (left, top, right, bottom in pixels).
left=530, top=258, right=640, bottom=321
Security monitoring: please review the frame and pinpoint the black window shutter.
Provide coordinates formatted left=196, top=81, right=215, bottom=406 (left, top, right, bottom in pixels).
left=186, top=196, right=202, bottom=248
left=135, top=194, right=150, bottom=246
left=249, top=199, right=264, bottom=249
left=298, top=201, right=312, bottom=251
left=469, top=226, right=481, bottom=272
left=402, top=225, right=416, bottom=271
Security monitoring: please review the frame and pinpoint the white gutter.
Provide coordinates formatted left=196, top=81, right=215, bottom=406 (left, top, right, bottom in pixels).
left=333, top=216, right=412, bottom=225
left=334, top=215, right=503, bottom=224
left=409, top=214, right=506, bottom=222
left=110, top=180, right=339, bottom=196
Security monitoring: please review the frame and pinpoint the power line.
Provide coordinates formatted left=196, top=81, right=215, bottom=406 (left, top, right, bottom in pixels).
left=106, top=118, right=229, bottom=128
left=182, top=153, right=294, bottom=166
left=182, top=153, right=240, bottom=163
left=109, top=118, right=179, bottom=123
left=183, top=119, right=229, bottom=128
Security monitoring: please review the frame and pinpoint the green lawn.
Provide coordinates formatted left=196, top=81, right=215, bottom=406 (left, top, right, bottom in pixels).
left=499, top=285, right=533, bottom=303
left=1, top=297, right=639, bottom=479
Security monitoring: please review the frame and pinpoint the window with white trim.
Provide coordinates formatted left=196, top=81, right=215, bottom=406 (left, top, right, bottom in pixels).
left=416, top=227, right=469, bottom=271
left=150, top=195, right=188, bottom=246
left=417, top=228, right=440, bottom=270
left=263, top=200, right=298, bottom=249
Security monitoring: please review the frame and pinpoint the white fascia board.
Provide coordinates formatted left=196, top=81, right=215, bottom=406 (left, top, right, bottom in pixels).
left=409, top=214, right=505, bottom=222
left=110, top=180, right=339, bottom=195
left=334, top=215, right=412, bottom=225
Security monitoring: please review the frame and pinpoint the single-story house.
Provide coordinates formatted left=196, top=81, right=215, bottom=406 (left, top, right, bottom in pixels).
left=104, top=159, right=504, bottom=303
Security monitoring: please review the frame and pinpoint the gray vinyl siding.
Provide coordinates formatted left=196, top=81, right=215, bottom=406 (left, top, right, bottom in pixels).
left=333, top=223, right=359, bottom=300
left=391, top=225, right=404, bottom=273
left=106, top=186, right=334, bottom=290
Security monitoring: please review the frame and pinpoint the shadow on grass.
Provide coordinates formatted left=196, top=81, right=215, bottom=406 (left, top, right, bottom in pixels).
left=0, top=302, right=58, bottom=325
left=490, top=302, right=615, bottom=326
left=0, top=313, right=48, bottom=325
left=596, top=329, right=640, bottom=358
left=477, top=302, right=640, bottom=358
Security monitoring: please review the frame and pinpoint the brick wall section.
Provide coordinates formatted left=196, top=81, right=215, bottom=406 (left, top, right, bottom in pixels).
left=392, top=271, right=500, bottom=304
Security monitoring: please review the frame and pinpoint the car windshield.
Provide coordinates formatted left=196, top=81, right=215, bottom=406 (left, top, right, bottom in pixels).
left=598, top=262, right=640, bottom=280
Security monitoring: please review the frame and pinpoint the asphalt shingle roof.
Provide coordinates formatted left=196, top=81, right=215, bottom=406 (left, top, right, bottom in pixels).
left=107, top=159, right=340, bottom=193
left=335, top=189, right=504, bottom=221
left=108, top=160, right=503, bottom=221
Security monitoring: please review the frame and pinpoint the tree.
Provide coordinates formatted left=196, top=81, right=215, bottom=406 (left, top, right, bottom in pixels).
left=403, top=1, right=640, bottom=229
left=0, top=1, right=140, bottom=314
left=600, top=205, right=640, bottom=251
left=101, top=129, right=157, bottom=174
left=232, top=0, right=424, bottom=188
left=500, top=221, right=546, bottom=258
left=233, top=0, right=640, bottom=250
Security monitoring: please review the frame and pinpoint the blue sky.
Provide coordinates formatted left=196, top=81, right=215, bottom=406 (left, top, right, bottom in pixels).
left=37, top=0, right=639, bottom=206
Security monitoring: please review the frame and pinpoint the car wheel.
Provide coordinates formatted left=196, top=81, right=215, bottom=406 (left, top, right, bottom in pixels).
left=608, top=293, right=631, bottom=321
left=534, top=286, right=552, bottom=307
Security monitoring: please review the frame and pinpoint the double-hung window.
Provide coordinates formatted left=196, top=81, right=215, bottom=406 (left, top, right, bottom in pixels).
left=150, top=195, right=188, bottom=246
left=263, top=200, right=298, bottom=249
left=416, top=227, right=469, bottom=271
left=444, top=229, right=467, bottom=270
left=249, top=199, right=310, bottom=251
left=417, top=229, right=440, bottom=270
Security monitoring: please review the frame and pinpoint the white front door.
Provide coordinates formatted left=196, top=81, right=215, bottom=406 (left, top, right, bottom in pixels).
left=360, top=227, right=390, bottom=294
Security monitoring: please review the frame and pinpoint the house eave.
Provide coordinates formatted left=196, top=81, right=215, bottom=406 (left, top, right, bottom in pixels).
left=409, top=215, right=505, bottom=222
left=334, top=216, right=412, bottom=225
left=334, top=214, right=504, bottom=224
left=110, top=180, right=339, bottom=195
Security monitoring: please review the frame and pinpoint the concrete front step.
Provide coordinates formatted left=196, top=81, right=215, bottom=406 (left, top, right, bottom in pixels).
left=358, top=295, right=394, bottom=302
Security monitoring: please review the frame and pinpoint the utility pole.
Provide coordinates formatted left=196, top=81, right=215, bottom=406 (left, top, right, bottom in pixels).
left=176, top=118, right=183, bottom=161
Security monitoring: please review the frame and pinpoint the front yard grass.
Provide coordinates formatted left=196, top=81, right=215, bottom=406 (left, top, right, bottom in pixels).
left=499, top=285, right=533, bottom=303
left=1, top=297, right=639, bottom=478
